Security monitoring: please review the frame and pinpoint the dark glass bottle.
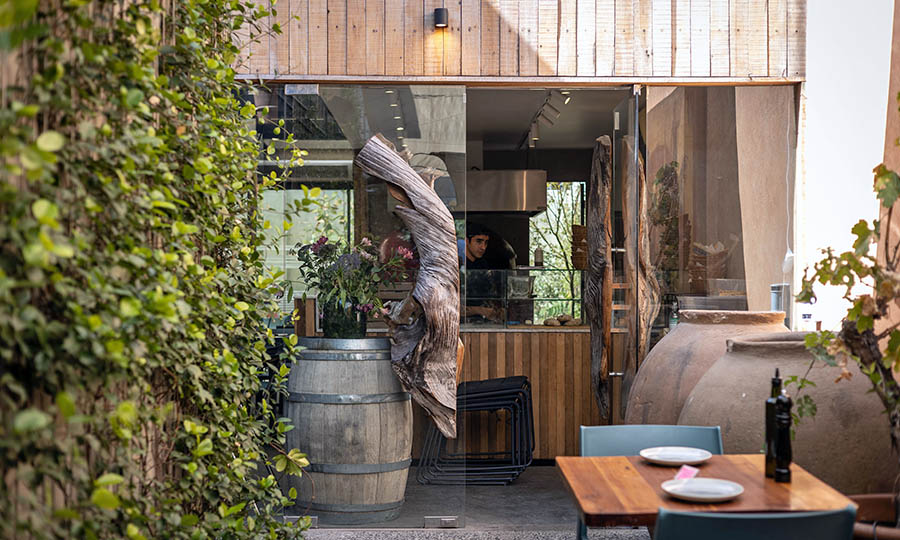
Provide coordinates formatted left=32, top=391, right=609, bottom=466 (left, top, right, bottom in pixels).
left=774, top=390, right=793, bottom=483
left=765, top=368, right=782, bottom=478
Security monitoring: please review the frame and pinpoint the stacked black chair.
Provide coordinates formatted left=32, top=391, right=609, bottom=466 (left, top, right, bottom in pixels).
left=417, top=376, right=534, bottom=485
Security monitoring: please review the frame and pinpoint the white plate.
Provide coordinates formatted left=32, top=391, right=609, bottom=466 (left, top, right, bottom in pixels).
left=639, top=446, right=713, bottom=466
left=661, top=478, right=744, bottom=503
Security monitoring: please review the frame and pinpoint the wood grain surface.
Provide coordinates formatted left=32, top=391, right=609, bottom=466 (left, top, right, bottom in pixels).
left=557, top=454, right=856, bottom=527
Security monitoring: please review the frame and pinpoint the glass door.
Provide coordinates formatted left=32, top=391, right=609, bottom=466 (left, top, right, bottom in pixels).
left=255, top=84, right=466, bottom=528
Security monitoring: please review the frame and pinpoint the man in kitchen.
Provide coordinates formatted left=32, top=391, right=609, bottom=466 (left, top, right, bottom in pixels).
left=462, top=223, right=516, bottom=323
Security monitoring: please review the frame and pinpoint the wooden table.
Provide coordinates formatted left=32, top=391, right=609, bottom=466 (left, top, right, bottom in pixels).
left=557, top=454, right=856, bottom=527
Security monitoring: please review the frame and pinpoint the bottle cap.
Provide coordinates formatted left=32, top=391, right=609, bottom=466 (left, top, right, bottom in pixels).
left=773, top=368, right=781, bottom=385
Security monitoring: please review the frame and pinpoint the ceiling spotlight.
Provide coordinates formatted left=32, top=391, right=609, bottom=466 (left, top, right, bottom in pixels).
left=538, top=111, right=556, bottom=127
left=398, top=136, right=404, bottom=140
left=528, top=138, right=535, bottom=149
left=393, top=115, right=401, bottom=119
left=396, top=126, right=404, bottom=131
left=551, top=90, right=571, bottom=107
left=530, top=123, right=539, bottom=141
left=390, top=103, right=398, bottom=107
left=385, top=89, right=395, bottom=94
left=544, top=102, right=561, bottom=118
left=560, top=90, right=571, bottom=95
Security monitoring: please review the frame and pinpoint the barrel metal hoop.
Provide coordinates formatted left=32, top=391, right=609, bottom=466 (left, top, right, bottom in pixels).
left=298, top=351, right=392, bottom=361
left=288, top=392, right=411, bottom=404
left=306, top=459, right=411, bottom=474
left=300, top=500, right=405, bottom=513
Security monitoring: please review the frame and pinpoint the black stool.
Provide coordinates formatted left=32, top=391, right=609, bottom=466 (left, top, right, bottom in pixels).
left=417, top=376, right=534, bottom=485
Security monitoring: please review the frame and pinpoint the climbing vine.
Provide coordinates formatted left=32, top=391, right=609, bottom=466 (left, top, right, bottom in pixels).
left=0, top=0, right=312, bottom=538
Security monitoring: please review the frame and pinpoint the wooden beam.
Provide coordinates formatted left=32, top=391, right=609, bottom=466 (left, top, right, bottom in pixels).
left=786, top=0, right=806, bottom=79
left=499, top=0, right=519, bottom=75
left=445, top=0, right=463, bottom=75
left=558, top=0, right=578, bottom=76
left=576, top=0, right=596, bottom=77
left=462, top=0, right=481, bottom=75
left=614, top=0, right=633, bottom=76
left=404, top=0, right=425, bottom=75
left=365, top=0, right=385, bottom=75
left=633, top=0, right=652, bottom=77
left=650, top=0, right=670, bottom=76
left=327, top=0, right=347, bottom=74
left=288, top=0, right=309, bottom=74
left=347, top=0, right=366, bottom=74
left=690, top=0, right=710, bottom=77
left=538, top=0, right=558, bottom=75
left=672, top=0, right=690, bottom=76
left=518, top=0, right=538, bottom=75
left=384, top=0, right=405, bottom=74
left=595, top=0, right=615, bottom=76
left=236, top=73, right=805, bottom=85
left=710, top=0, right=729, bottom=76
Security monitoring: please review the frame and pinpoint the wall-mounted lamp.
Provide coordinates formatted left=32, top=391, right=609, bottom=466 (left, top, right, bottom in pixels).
left=434, top=8, right=449, bottom=28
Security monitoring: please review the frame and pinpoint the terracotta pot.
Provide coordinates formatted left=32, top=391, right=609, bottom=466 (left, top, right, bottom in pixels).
left=624, top=310, right=787, bottom=425
left=678, top=332, right=896, bottom=494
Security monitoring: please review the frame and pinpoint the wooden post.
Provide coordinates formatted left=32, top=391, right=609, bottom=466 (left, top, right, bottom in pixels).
left=584, top=136, right=613, bottom=422
left=621, top=135, right=661, bottom=418
left=352, top=154, right=369, bottom=242
left=354, top=134, right=460, bottom=438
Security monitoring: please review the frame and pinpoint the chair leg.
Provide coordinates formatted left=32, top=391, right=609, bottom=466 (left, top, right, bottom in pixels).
left=577, top=518, right=588, bottom=540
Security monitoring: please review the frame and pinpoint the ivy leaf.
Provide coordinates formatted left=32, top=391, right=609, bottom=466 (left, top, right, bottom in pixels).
left=55, top=391, right=76, bottom=419
left=119, top=297, right=141, bottom=318
left=125, top=88, right=144, bottom=107
left=181, top=514, right=199, bottom=527
left=875, top=164, right=900, bottom=208
left=13, top=408, right=51, bottom=434
left=240, top=102, right=256, bottom=118
left=90, top=488, right=120, bottom=510
left=36, top=131, right=65, bottom=152
left=194, top=438, right=213, bottom=457
left=32, top=199, right=60, bottom=229
left=234, top=301, right=249, bottom=311
left=94, top=473, right=125, bottom=487
left=851, top=220, right=874, bottom=256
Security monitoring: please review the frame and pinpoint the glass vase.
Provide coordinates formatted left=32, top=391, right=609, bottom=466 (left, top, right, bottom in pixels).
left=321, top=300, right=367, bottom=339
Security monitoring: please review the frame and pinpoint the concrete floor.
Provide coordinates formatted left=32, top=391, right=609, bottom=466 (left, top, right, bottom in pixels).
left=301, top=466, right=651, bottom=540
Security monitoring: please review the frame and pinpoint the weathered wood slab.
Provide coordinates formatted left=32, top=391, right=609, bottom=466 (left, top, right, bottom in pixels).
left=621, top=135, right=661, bottom=417
left=354, top=134, right=459, bottom=438
left=584, top=135, right=613, bottom=422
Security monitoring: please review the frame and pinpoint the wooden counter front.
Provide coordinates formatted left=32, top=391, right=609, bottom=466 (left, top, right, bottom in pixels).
left=412, top=327, right=603, bottom=460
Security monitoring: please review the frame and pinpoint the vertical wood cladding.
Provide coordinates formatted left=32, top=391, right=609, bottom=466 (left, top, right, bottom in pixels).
left=241, top=0, right=806, bottom=80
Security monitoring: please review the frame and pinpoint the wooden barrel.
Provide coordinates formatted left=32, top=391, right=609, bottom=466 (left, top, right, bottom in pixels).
left=284, top=337, right=412, bottom=525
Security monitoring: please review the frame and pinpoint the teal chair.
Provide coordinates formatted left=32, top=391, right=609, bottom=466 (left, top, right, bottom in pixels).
left=653, top=505, right=857, bottom=540
left=576, top=424, right=724, bottom=540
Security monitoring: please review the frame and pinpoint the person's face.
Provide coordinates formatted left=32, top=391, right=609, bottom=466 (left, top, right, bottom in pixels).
left=467, top=234, right=489, bottom=259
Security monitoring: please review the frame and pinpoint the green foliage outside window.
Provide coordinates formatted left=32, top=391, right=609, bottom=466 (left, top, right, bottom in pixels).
left=0, top=0, right=314, bottom=538
left=530, top=182, right=584, bottom=321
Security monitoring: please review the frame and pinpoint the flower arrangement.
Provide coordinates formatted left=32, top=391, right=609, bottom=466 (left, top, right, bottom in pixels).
left=296, top=236, right=411, bottom=337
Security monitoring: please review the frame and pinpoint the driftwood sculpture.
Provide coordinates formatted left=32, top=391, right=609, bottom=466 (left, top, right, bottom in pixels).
left=354, top=134, right=459, bottom=438
left=621, top=136, right=661, bottom=417
left=584, top=136, right=614, bottom=422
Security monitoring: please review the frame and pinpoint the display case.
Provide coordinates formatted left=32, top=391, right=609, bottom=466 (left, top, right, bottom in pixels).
left=462, top=268, right=589, bottom=329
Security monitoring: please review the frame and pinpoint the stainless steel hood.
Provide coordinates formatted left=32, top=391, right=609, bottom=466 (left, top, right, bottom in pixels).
left=466, top=170, right=547, bottom=215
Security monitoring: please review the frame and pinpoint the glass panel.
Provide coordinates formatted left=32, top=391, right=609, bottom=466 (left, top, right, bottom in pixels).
left=257, top=84, right=466, bottom=528
left=643, top=86, right=796, bottom=341
left=610, top=91, right=639, bottom=424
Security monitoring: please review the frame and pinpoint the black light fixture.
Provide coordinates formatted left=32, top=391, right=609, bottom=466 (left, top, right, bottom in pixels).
left=434, top=7, right=449, bottom=28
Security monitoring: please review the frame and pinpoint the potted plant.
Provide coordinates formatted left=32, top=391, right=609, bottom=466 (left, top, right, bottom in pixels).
left=796, top=96, right=900, bottom=534
left=295, top=235, right=410, bottom=338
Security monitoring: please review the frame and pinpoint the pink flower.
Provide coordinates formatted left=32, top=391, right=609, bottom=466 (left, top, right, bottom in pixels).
left=397, top=246, right=414, bottom=260
left=360, top=237, right=372, bottom=247
left=310, top=236, right=328, bottom=254
left=360, top=251, right=375, bottom=262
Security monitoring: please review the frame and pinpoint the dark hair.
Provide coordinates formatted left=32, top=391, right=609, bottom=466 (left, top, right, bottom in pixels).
left=466, top=222, right=490, bottom=240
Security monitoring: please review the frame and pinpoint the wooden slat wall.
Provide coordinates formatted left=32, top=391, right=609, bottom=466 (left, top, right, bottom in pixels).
left=436, top=331, right=601, bottom=460
left=243, top=0, right=807, bottom=81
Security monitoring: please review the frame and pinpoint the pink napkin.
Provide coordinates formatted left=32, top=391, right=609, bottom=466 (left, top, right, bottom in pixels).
left=674, top=465, right=700, bottom=480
